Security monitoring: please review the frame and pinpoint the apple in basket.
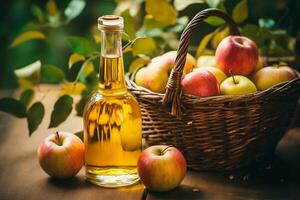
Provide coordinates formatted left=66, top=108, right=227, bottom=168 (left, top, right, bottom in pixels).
left=220, top=75, right=257, bottom=95
left=37, top=131, right=85, bottom=179
left=215, top=36, right=259, bottom=76
left=134, top=51, right=196, bottom=93
left=193, top=66, right=227, bottom=84
left=181, top=70, right=220, bottom=97
left=137, top=145, right=187, bottom=192
left=252, top=65, right=299, bottom=91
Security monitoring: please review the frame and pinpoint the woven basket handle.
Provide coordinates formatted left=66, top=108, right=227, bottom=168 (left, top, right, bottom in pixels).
left=162, top=8, right=240, bottom=117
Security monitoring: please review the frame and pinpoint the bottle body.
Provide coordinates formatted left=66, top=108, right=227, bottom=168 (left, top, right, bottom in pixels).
left=83, top=16, right=142, bottom=187
left=83, top=89, right=142, bottom=187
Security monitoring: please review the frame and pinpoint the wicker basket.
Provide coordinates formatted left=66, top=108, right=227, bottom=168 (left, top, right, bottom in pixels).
left=125, top=8, right=300, bottom=170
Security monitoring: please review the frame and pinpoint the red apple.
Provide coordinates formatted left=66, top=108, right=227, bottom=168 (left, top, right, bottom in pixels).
left=215, top=36, right=258, bottom=76
left=37, top=131, right=85, bottom=179
left=181, top=70, right=220, bottom=97
left=137, top=145, right=187, bottom=192
left=252, top=65, right=298, bottom=91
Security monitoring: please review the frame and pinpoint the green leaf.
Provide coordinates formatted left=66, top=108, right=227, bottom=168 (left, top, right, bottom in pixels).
left=64, top=0, right=86, bottom=21
left=206, top=0, right=221, bottom=8
left=10, top=31, right=46, bottom=48
left=258, top=18, right=275, bottom=29
left=132, top=37, right=157, bottom=56
left=145, top=0, right=177, bottom=25
left=41, top=65, right=65, bottom=84
left=67, top=36, right=96, bottom=56
left=49, top=95, right=73, bottom=128
left=76, top=61, right=95, bottom=82
left=14, top=60, right=41, bottom=88
left=196, top=32, right=215, bottom=57
left=114, top=0, right=141, bottom=17
left=74, top=130, right=83, bottom=141
left=0, top=98, right=26, bottom=118
left=205, top=16, right=225, bottom=26
left=232, top=0, right=248, bottom=23
left=168, top=16, right=189, bottom=33
left=20, top=89, right=34, bottom=108
left=75, top=96, right=87, bottom=117
left=68, top=53, right=85, bottom=69
left=121, top=9, right=136, bottom=39
left=31, top=5, right=45, bottom=22
left=27, top=102, right=45, bottom=136
left=174, top=0, right=204, bottom=11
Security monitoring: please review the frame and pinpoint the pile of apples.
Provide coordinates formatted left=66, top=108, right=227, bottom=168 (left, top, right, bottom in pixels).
left=135, top=35, right=299, bottom=97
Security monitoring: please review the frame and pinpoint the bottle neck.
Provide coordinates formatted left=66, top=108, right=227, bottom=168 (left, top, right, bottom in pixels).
left=98, top=30, right=126, bottom=94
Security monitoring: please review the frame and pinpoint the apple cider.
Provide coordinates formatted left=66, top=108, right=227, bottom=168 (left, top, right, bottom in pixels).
left=83, top=16, right=142, bottom=187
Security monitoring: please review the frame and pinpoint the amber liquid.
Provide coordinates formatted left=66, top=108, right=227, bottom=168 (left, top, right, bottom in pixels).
left=83, top=55, right=142, bottom=187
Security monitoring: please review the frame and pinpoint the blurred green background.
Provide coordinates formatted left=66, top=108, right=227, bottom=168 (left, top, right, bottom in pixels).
left=1, top=0, right=300, bottom=89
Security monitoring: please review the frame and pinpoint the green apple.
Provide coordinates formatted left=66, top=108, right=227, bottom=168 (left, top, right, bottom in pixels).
left=193, top=66, right=227, bottom=84
left=220, top=75, right=257, bottom=95
left=252, top=65, right=298, bottom=91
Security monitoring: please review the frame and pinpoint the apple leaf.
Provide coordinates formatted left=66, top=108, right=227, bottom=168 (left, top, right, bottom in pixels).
left=121, top=9, right=136, bottom=40
left=60, top=82, right=86, bottom=95
left=132, top=37, right=157, bottom=56
left=143, top=15, right=167, bottom=29
left=10, top=31, right=46, bottom=48
left=64, top=0, right=86, bottom=21
left=232, top=0, right=248, bottom=23
left=20, top=89, right=35, bottom=108
left=31, top=5, right=45, bottom=23
left=14, top=60, right=41, bottom=88
left=75, top=96, right=87, bottom=117
left=67, top=36, right=97, bottom=56
left=46, top=0, right=59, bottom=17
left=74, top=130, right=83, bottom=141
left=27, top=102, right=45, bottom=136
left=173, top=0, right=204, bottom=11
left=49, top=95, right=73, bottom=128
left=0, top=98, right=26, bottom=118
left=76, top=60, right=95, bottom=82
left=168, top=16, right=189, bottom=33
left=114, top=0, right=141, bottom=17
left=68, top=53, right=85, bottom=69
left=206, top=0, right=221, bottom=8
left=205, top=16, right=225, bottom=26
left=211, top=26, right=229, bottom=49
left=145, top=0, right=177, bottom=25
left=196, top=31, right=215, bottom=58
left=41, top=64, right=65, bottom=84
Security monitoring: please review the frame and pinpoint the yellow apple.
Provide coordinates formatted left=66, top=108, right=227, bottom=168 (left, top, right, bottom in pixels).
left=252, top=66, right=298, bottom=91
left=220, top=75, right=257, bottom=95
left=196, top=55, right=217, bottom=68
left=193, top=66, right=227, bottom=84
left=134, top=51, right=196, bottom=93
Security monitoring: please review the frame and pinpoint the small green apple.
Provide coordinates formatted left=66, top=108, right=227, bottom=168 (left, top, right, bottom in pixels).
left=220, top=75, right=257, bottom=95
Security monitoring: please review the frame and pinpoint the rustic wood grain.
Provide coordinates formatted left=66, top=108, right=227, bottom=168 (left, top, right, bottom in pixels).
left=1, top=86, right=300, bottom=200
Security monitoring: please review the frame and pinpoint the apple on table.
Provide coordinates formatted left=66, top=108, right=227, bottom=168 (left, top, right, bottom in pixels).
left=37, top=131, right=85, bottom=179
left=137, top=145, right=187, bottom=192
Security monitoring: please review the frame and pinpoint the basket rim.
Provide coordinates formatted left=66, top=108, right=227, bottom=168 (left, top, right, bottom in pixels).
left=125, top=72, right=300, bottom=102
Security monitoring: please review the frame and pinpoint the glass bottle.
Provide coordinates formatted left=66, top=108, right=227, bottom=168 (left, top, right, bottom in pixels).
left=83, top=15, right=142, bottom=187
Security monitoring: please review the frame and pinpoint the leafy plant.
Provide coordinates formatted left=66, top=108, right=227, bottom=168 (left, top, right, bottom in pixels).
left=1, top=0, right=297, bottom=135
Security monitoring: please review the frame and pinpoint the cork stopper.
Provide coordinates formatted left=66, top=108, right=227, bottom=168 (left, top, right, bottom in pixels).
left=98, top=15, right=124, bottom=31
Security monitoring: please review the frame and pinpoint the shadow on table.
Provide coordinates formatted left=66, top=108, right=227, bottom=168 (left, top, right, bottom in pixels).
left=47, top=176, right=90, bottom=190
left=148, top=185, right=204, bottom=200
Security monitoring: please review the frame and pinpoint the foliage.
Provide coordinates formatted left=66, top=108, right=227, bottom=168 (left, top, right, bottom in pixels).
left=1, top=0, right=298, bottom=135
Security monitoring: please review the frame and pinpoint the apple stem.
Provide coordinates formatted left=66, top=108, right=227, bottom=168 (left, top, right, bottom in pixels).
left=56, top=131, right=61, bottom=145
left=229, top=69, right=237, bottom=84
left=162, top=145, right=174, bottom=155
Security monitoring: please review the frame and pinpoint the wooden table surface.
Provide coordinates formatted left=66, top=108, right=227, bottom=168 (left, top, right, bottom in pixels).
left=1, top=86, right=300, bottom=200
